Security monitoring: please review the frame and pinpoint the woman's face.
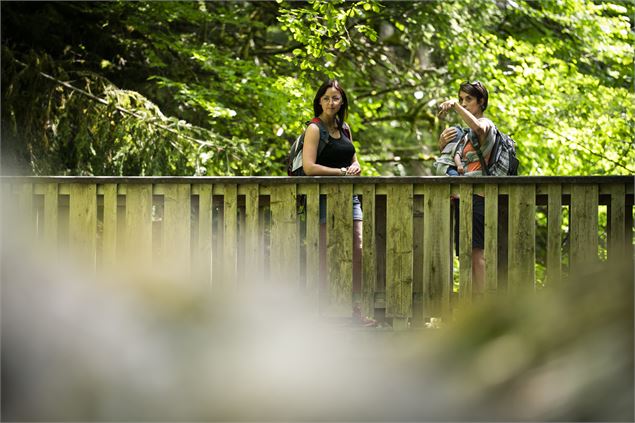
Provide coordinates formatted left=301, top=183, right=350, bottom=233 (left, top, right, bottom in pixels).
left=458, top=90, right=483, bottom=116
left=319, top=87, right=343, bottom=118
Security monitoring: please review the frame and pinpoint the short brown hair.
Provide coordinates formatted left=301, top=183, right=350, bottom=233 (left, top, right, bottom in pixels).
left=459, top=81, right=488, bottom=111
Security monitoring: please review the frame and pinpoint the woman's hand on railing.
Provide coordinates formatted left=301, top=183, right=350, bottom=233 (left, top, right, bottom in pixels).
left=346, top=162, right=361, bottom=176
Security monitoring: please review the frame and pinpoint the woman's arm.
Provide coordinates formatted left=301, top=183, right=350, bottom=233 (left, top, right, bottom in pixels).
left=302, top=124, right=347, bottom=176
left=439, top=100, right=492, bottom=143
left=347, top=154, right=361, bottom=176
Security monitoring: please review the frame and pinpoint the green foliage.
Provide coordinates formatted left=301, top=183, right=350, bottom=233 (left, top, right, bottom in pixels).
left=1, top=0, right=633, bottom=176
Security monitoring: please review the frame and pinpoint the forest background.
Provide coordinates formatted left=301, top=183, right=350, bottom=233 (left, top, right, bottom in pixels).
left=1, top=0, right=633, bottom=177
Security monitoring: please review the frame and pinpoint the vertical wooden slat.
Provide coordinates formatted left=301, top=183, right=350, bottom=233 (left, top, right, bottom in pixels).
left=508, top=184, right=536, bottom=291
left=43, top=182, right=59, bottom=253
left=570, top=184, right=599, bottom=274
left=125, top=184, right=153, bottom=270
left=360, top=183, right=377, bottom=320
left=484, top=184, right=498, bottom=295
left=69, top=183, right=97, bottom=269
left=411, top=191, right=424, bottom=326
left=458, top=184, right=473, bottom=304
left=304, top=183, right=320, bottom=308
left=546, top=183, right=562, bottom=286
left=625, top=195, right=634, bottom=281
left=16, top=183, right=34, bottom=241
left=497, top=197, right=510, bottom=292
left=607, top=183, right=626, bottom=266
left=244, top=184, right=260, bottom=284
left=270, top=184, right=299, bottom=287
left=223, top=184, right=238, bottom=288
left=102, top=183, right=118, bottom=268
left=375, top=194, right=387, bottom=298
left=161, top=183, right=191, bottom=280
left=423, top=184, right=451, bottom=319
left=385, top=184, right=413, bottom=330
left=196, top=184, right=213, bottom=287
left=325, top=183, right=353, bottom=316
left=212, top=192, right=223, bottom=291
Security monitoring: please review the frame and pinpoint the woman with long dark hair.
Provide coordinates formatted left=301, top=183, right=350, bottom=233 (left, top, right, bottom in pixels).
left=302, top=79, right=372, bottom=325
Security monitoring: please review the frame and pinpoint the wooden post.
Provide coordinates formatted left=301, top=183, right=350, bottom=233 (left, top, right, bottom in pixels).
left=508, top=184, right=536, bottom=292
left=546, top=183, right=562, bottom=286
left=124, top=184, right=153, bottom=272
left=160, top=183, right=191, bottom=281
left=69, top=183, right=97, bottom=271
left=360, top=184, right=377, bottom=320
left=570, top=184, right=599, bottom=276
left=484, top=184, right=499, bottom=295
left=385, top=184, right=413, bottom=330
left=196, top=184, right=213, bottom=288
left=607, top=183, right=626, bottom=267
left=423, top=184, right=452, bottom=320
left=269, top=184, right=299, bottom=288
left=324, top=183, right=353, bottom=316
left=223, top=184, right=238, bottom=289
left=43, top=182, right=60, bottom=256
left=304, top=183, right=320, bottom=311
left=458, top=184, right=473, bottom=304
left=244, top=183, right=261, bottom=286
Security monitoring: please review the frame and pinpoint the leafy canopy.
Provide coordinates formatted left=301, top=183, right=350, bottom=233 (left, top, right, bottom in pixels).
left=1, top=0, right=632, bottom=176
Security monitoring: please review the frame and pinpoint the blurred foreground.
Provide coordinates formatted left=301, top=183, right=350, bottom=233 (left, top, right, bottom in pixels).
left=2, top=234, right=633, bottom=421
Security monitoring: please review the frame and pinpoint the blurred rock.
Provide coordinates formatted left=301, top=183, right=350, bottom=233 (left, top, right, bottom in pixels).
left=2, top=234, right=633, bottom=421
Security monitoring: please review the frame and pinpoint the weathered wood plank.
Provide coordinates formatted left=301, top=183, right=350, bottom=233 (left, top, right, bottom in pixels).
left=15, top=183, right=34, bottom=241
left=270, top=184, right=299, bottom=287
left=304, top=183, right=320, bottom=308
left=243, top=183, right=260, bottom=285
left=196, top=184, right=213, bottom=287
left=423, top=184, right=451, bottom=319
left=223, top=184, right=238, bottom=288
left=160, top=183, right=191, bottom=279
left=375, top=194, right=387, bottom=298
left=412, top=192, right=424, bottom=326
left=508, top=184, right=536, bottom=291
left=458, top=184, right=473, bottom=304
left=546, top=183, right=562, bottom=286
left=69, top=183, right=97, bottom=269
left=325, top=184, right=353, bottom=316
left=570, top=184, right=599, bottom=274
left=484, top=184, right=499, bottom=295
left=101, top=183, right=118, bottom=268
left=359, top=184, right=376, bottom=319
left=607, top=183, right=626, bottom=267
left=43, top=183, right=59, bottom=252
left=125, top=184, right=153, bottom=269
left=385, top=184, right=413, bottom=328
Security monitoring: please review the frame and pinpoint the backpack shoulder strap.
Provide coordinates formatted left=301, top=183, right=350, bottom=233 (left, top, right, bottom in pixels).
left=469, top=130, right=490, bottom=176
left=307, top=117, right=330, bottom=157
left=342, top=122, right=352, bottom=141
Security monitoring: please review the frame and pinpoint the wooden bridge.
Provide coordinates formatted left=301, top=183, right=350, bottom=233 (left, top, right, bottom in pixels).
left=2, top=176, right=633, bottom=329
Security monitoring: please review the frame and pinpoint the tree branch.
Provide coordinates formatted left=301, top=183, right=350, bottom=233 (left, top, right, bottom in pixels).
left=530, top=120, right=634, bottom=173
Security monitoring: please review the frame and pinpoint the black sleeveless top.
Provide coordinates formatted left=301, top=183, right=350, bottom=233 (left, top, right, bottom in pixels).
left=316, top=131, right=355, bottom=169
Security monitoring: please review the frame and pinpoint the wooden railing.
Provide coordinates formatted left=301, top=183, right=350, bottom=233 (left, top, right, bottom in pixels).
left=2, top=176, right=633, bottom=328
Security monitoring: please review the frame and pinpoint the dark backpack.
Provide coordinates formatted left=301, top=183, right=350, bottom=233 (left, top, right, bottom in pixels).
left=472, top=126, right=519, bottom=176
left=287, top=118, right=351, bottom=176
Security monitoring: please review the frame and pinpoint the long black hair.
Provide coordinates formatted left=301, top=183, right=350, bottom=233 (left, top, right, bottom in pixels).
left=313, top=79, right=349, bottom=128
